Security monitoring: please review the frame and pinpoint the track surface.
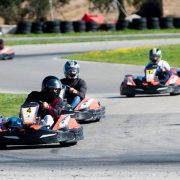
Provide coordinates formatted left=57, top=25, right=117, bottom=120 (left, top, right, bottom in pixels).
left=1, top=39, right=180, bottom=180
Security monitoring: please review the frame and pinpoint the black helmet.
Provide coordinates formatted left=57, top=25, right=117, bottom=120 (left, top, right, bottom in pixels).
left=41, top=76, right=62, bottom=97
left=64, top=60, right=80, bottom=79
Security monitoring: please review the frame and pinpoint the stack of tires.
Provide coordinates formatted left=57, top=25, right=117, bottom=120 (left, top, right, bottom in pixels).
left=60, top=21, right=74, bottom=33
left=16, top=21, right=32, bottom=34
left=43, top=20, right=60, bottom=33
left=100, top=23, right=116, bottom=31
left=159, top=17, right=174, bottom=29
left=73, top=20, right=86, bottom=32
left=174, top=17, right=180, bottom=28
left=86, top=21, right=98, bottom=32
left=116, top=19, right=129, bottom=30
left=31, top=21, right=44, bottom=34
left=131, top=18, right=147, bottom=30
left=147, top=17, right=160, bottom=29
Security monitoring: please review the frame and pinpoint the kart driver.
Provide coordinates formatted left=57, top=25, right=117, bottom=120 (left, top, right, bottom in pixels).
left=145, top=48, right=171, bottom=84
left=24, top=75, right=63, bottom=128
left=60, top=60, right=87, bottom=109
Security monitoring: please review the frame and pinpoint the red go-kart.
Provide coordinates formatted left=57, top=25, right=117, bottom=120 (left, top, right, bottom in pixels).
left=60, top=85, right=105, bottom=123
left=0, top=47, right=15, bottom=60
left=120, top=64, right=180, bottom=97
left=0, top=101, right=83, bottom=148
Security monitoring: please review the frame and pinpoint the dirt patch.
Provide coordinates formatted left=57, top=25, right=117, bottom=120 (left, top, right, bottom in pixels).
left=51, top=0, right=119, bottom=23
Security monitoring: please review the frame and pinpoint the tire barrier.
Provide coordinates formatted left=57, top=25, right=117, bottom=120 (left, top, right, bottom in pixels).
left=16, top=21, right=32, bottom=34
left=43, top=20, right=60, bottom=33
left=174, top=17, right=180, bottom=28
left=73, top=20, right=86, bottom=32
left=86, top=21, right=98, bottom=32
left=31, top=21, right=44, bottom=34
left=131, top=18, right=147, bottom=30
left=159, top=17, right=174, bottom=29
left=100, top=23, right=116, bottom=31
left=15, top=17, right=180, bottom=34
left=116, top=19, right=129, bottom=30
left=60, top=21, right=74, bottom=33
left=147, top=17, right=160, bottom=29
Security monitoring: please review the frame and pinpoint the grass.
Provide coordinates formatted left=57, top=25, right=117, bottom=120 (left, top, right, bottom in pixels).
left=0, top=93, right=27, bottom=117
left=66, top=44, right=180, bottom=67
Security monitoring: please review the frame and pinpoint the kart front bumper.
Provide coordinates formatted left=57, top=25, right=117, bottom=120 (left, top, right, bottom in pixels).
left=74, top=106, right=105, bottom=122
left=0, top=127, right=84, bottom=147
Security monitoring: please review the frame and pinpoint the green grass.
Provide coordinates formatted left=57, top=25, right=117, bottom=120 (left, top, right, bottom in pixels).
left=0, top=93, right=27, bottom=117
left=66, top=44, right=180, bottom=67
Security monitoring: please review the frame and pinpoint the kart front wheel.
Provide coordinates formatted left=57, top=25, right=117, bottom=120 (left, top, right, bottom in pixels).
left=60, top=141, right=77, bottom=147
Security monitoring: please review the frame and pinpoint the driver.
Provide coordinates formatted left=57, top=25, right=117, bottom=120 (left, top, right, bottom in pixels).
left=24, top=75, right=63, bottom=127
left=60, top=60, right=87, bottom=109
left=145, top=48, right=171, bottom=84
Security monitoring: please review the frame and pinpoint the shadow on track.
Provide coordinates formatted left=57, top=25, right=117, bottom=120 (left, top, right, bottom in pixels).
left=107, top=94, right=171, bottom=99
left=0, top=142, right=77, bottom=151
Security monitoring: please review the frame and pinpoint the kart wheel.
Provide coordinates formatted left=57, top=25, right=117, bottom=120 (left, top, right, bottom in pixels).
left=0, top=144, right=7, bottom=149
left=126, top=94, right=135, bottom=97
left=60, top=141, right=77, bottom=147
left=170, top=92, right=179, bottom=96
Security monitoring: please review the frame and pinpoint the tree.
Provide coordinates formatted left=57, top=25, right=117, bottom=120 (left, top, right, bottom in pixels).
left=0, top=0, right=71, bottom=24
left=89, top=0, right=145, bottom=18
left=0, top=0, right=24, bottom=24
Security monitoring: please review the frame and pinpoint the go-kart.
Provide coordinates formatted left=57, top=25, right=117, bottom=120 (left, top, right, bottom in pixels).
left=0, top=47, right=15, bottom=60
left=60, top=85, right=105, bottom=123
left=0, top=101, right=83, bottom=148
left=120, top=64, right=180, bottom=97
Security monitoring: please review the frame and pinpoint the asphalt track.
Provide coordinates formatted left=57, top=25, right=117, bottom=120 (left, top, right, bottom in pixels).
left=1, top=39, right=180, bottom=179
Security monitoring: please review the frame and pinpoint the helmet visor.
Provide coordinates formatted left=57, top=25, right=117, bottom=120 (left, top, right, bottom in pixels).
left=150, top=55, right=160, bottom=63
left=67, top=67, right=77, bottom=77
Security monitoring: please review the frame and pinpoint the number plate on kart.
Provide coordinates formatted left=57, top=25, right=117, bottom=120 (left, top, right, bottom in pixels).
left=146, top=69, right=156, bottom=82
left=21, top=106, right=38, bottom=124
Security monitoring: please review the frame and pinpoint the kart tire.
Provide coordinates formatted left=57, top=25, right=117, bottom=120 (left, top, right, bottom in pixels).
left=170, top=92, right=179, bottom=96
left=0, top=143, right=7, bottom=149
left=126, top=94, right=135, bottom=97
left=60, top=141, right=77, bottom=147
left=94, top=118, right=100, bottom=122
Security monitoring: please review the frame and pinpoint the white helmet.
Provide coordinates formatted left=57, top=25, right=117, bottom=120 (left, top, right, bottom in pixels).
left=64, top=60, right=80, bottom=79
left=149, top=48, right=162, bottom=63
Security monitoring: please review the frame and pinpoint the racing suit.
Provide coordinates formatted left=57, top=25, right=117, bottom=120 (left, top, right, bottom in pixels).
left=60, top=78, right=87, bottom=109
left=145, top=59, right=171, bottom=84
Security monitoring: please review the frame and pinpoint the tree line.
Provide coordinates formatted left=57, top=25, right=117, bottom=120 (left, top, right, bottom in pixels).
left=0, top=0, right=144, bottom=24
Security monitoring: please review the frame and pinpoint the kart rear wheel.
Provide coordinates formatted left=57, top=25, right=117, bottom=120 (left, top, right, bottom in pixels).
left=0, top=143, right=7, bottom=149
left=126, top=94, right=135, bottom=97
left=170, top=92, right=179, bottom=96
